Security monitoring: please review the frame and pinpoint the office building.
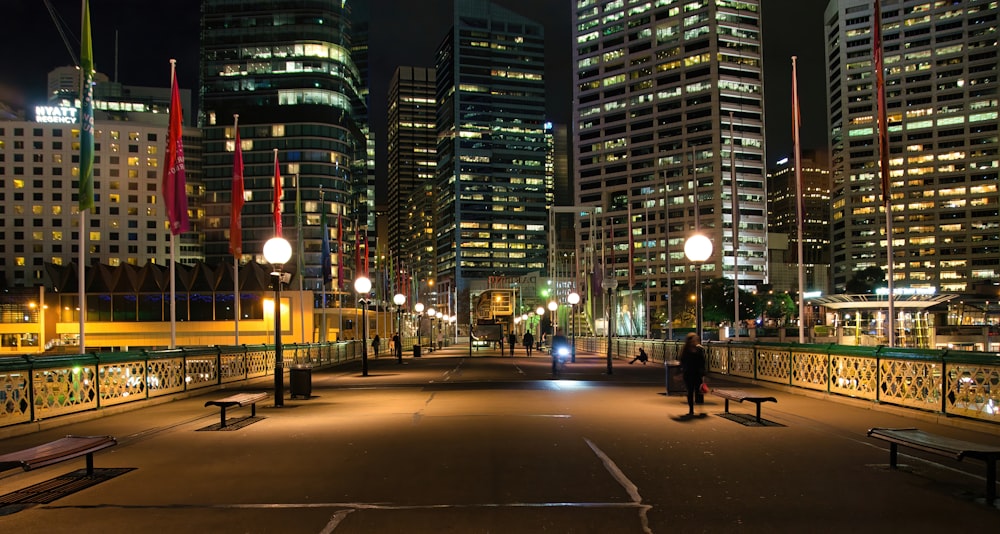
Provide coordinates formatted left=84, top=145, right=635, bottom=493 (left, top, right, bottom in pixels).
left=434, top=0, right=551, bottom=311
left=824, top=0, right=999, bottom=293
left=572, top=0, right=769, bottom=327
left=198, top=0, right=368, bottom=295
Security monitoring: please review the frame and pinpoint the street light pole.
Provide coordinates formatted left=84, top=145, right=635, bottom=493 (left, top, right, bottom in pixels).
left=354, top=276, right=372, bottom=377
left=601, top=278, right=618, bottom=374
left=414, top=302, right=424, bottom=357
left=393, top=293, right=406, bottom=364
left=263, top=237, right=292, bottom=407
left=568, top=292, right=580, bottom=363
left=684, top=234, right=713, bottom=342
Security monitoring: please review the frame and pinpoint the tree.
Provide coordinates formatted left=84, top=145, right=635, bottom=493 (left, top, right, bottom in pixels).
left=754, top=293, right=797, bottom=327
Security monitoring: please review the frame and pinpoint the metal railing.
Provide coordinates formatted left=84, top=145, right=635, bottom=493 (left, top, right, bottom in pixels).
left=581, top=337, right=999, bottom=426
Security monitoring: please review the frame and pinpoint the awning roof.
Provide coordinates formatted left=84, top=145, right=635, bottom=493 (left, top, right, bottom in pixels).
left=811, top=293, right=957, bottom=310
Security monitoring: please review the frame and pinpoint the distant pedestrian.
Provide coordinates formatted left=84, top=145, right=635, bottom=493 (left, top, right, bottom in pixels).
left=679, top=333, right=706, bottom=416
left=523, top=331, right=534, bottom=357
left=393, top=333, right=402, bottom=362
left=508, top=332, right=517, bottom=357
left=372, top=334, right=381, bottom=357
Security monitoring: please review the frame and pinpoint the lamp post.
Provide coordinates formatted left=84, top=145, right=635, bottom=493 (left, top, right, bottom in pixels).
left=393, top=293, right=406, bottom=363
left=601, top=278, right=618, bottom=375
left=427, top=308, right=436, bottom=352
left=354, top=276, right=372, bottom=377
left=568, top=292, right=580, bottom=362
left=547, top=300, right=558, bottom=340
left=414, top=302, right=424, bottom=357
left=263, top=236, right=292, bottom=407
left=684, top=234, right=713, bottom=342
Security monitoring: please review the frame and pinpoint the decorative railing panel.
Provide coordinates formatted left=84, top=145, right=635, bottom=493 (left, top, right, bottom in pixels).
left=878, top=358, right=942, bottom=411
left=755, top=348, right=789, bottom=384
left=99, top=360, right=147, bottom=407
left=828, top=354, right=879, bottom=400
left=790, top=349, right=829, bottom=391
left=32, top=365, right=98, bottom=418
left=0, top=364, right=31, bottom=427
left=146, top=357, right=186, bottom=397
left=945, top=362, right=1000, bottom=422
left=220, top=352, right=249, bottom=383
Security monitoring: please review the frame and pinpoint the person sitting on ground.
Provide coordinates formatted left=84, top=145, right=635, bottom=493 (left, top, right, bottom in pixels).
left=629, top=348, right=649, bottom=365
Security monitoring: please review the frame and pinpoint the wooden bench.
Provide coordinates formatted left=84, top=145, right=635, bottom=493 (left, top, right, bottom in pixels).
left=204, top=392, right=268, bottom=428
left=0, top=435, right=117, bottom=476
left=712, top=388, right=777, bottom=423
left=867, top=427, right=1000, bottom=504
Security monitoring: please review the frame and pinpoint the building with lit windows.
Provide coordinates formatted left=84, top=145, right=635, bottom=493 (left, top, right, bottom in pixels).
left=434, top=0, right=552, bottom=314
left=0, top=113, right=202, bottom=288
left=767, top=150, right=832, bottom=266
left=572, top=0, right=769, bottom=331
left=388, top=66, right=437, bottom=269
left=198, top=0, right=367, bottom=297
left=824, top=0, right=999, bottom=294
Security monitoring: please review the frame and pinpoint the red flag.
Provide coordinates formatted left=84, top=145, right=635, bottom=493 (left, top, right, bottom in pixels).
left=163, top=70, right=189, bottom=235
left=273, top=151, right=283, bottom=235
left=874, top=0, right=891, bottom=206
left=229, top=124, right=244, bottom=255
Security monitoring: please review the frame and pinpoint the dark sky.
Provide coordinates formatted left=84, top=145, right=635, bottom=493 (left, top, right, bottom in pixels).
left=1, top=0, right=828, bottom=187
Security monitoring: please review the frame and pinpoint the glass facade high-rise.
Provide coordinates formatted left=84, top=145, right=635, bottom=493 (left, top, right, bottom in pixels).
left=198, top=0, right=367, bottom=295
left=572, top=0, right=768, bottom=324
left=824, top=0, right=999, bottom=293
left=434, top=0, right=551, bottom=309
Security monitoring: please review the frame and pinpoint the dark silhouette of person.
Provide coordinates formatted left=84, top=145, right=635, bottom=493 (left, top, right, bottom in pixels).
left=679, top=333, right=706, bottom=416
left=393, top=333, right=402, bottom=363
left=629, top=348, right=649, bottom=365
left=508, top=332, right=517, bottom=356
left=372, top=334, right=381, bottom=357
left=523, top=331, right=534, bottom=357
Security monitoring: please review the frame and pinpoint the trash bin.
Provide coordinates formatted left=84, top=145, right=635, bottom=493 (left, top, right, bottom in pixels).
left=665, top=360, right=684, bottom=395
left=413, top=344, right=421, bottom=358
left=289, top=364, right=313, bottom=399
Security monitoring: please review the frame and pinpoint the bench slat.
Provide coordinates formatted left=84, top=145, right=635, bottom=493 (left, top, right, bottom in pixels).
left=712, top=389, right=777, bottom=403
left=0, top=435, right=117, bottom=473
left=204, top=392, right=268, bottom=408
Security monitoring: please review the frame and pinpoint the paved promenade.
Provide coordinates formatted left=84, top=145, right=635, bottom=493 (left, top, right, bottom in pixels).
left=1, top=345, right=998, bottom=533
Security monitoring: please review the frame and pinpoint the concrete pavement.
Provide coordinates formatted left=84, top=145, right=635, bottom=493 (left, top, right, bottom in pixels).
left=1, top=345, right=998, bottom=533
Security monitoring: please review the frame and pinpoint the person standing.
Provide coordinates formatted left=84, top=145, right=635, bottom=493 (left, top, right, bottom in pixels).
left=508, top=332, right=517, bottom=357
left=523, top=331, right=534, bottom=357
left=679, top=333, right=706, bottom=416
left=392, top=333, right=402, bottom=363
left=372, top=334, right=381, bottom=358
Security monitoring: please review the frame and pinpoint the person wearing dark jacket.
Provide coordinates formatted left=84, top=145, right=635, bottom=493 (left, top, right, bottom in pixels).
left=679, top=333, right=706, bottom=415
left=522, top=331, right=535, bottom=357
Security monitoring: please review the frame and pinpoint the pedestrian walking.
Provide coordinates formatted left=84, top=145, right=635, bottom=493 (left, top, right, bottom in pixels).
left=372, top=334, right=381, bottom=357
left=392, top=333, right=402, bottom=363
left=523, top=331, right=534, bottom=357
left=508, top=332, right=517, bottom=357
left=679, top=333, right=706, bottom=416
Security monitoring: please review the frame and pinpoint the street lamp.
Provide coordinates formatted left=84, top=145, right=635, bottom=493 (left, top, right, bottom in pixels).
left=354, top=276, right=372, bottom=377
left=568, top=292, right=580, bottom=362
left=601, top=277, right=619, bottom=375
left=393, top=293, right=406, bottom=364
left=427, top=308, right=436, bottom=352
left=547, top=300, right=558, bottom=340
left=263, top=236, right=292, bottom=407
left=414, top=302, right=424, bottom=357
left=684, top=234, right=713, bottom=342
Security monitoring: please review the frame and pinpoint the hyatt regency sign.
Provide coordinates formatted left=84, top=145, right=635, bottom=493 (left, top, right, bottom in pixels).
left=35, top=105, right=78, bottom=124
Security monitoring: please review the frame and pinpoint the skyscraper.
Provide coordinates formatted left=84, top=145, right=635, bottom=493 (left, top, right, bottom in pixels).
left=434, top=0, right=551, bottom=310
left=572, top=0, right=768, bottom=330
left=387, top=66, right=437, bottom=276
left=824, top=0, right=999, bottom=293
left=198, top=0, right=368, bottom=295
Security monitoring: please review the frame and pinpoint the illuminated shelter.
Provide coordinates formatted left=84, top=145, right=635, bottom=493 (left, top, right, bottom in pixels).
left=811, top=293, right=957, bottom=348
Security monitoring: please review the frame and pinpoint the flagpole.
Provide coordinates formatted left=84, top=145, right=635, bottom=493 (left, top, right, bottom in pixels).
left=232, top=114, right=241, bottom=345
left=296, top=174, right=305, bottom=342
left=663, top=170, right=672, bottom=341
left=78, top=0, right=94, bottom=353
left=793, top=56, right=805, bottom=344
left=320, top=186, right=328, bottom=342
left=168, top=59, right=178, bottom=349
left=730, top=111, right=740, bottom=340
left=874, top=0, right=895, bottom=346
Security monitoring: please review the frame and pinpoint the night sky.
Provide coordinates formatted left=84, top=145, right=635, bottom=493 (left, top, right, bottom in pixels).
left=1, top=0, right=829, bottom=190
